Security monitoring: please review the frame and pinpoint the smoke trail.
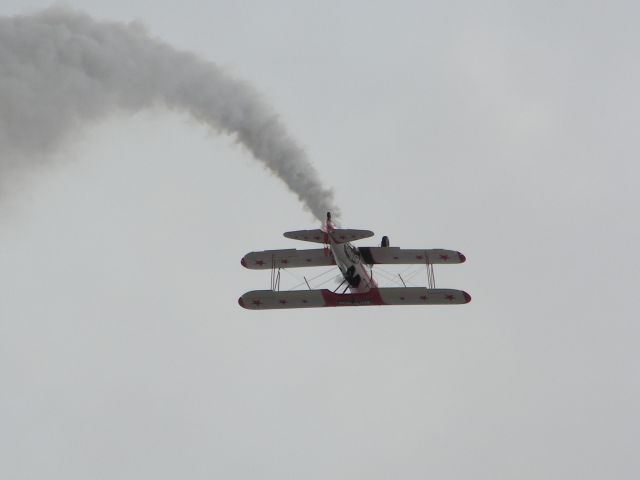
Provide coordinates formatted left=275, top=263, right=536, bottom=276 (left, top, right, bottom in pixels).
left=0, top=7, right=339, bottom=221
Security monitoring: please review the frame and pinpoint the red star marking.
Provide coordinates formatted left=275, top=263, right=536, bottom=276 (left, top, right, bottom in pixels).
left=279, top=299, right=288, bottom=304
left=440, top=255, right=450, bottom=261
left=255, top=260, right=265, bottom=266
left=281, top=259, right=289, bottom=264
left=445, top=294, right=454, bottom=302
left=339, top=235, right=346, bottom=240
left=416, top=255, right=424, bottom=260
left=420, top=295, right=428, bottom=301
left=400, top=296, right=406, bottom=301
left=302, top=299, right=308, bottom=303
left=313, top=236, right=320, bottom=240
left=252, top=299, right=263, bottom=306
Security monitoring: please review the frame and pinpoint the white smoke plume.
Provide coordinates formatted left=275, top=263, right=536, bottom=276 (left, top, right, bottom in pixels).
left=0, top=7, right=339, bottom=221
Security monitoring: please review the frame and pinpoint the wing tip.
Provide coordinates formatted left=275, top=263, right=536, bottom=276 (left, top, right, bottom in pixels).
left=238, top=297, right=247, bottom=309
left=463, top=291, right=472, bottom=303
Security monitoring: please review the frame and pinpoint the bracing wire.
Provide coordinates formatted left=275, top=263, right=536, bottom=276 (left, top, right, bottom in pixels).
left=283, top=267, right=340, bottom=291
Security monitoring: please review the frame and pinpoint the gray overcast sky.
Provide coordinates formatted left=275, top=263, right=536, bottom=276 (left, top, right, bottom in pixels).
left=1, top=1, right=638, bottom=479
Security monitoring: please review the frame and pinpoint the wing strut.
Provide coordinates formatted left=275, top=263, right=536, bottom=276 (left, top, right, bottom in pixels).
left=425, top=252, right=436, bottom=289
left=270, top=255, right=282, bottom=291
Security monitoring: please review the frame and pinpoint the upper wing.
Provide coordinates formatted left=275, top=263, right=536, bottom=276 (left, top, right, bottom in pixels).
left=358, top=247, right=466, bottom=265
left=241, top=248, right=335, bottom=269
left=239, top=287, right=471, bottom=309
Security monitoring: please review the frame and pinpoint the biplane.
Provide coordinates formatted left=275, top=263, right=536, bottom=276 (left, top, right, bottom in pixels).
left=239, top=212, right=471, bottom=310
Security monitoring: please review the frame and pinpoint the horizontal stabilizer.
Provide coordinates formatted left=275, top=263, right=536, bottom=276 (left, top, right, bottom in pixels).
left=239, top=287, right=471, bottom=310
left=283, top=229, right=327, bottom=243
left=284, top=229, right=374, bottom=244
left=358, top=247, right=466, bottom=265
left=242, top=248, right=335, bottom=269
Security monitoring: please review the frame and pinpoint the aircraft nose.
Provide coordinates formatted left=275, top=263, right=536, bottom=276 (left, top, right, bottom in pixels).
left=457, top=251, right=466, bottom=263
left=241, top=257, right=248, bottom=268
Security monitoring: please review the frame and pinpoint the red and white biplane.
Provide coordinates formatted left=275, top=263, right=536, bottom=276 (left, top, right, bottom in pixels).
left=239, top=213, right=471, bottom=310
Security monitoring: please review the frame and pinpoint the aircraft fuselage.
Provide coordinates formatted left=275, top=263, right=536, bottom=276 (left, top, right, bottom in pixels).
left=325, top=220, right=377, bottom=293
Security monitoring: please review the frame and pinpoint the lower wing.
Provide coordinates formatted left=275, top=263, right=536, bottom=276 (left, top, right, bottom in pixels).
left=239, top=288, right=471, bottom=310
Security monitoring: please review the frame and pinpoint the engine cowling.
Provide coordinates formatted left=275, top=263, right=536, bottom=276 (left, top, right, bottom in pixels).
left=381, top=236, right=390, bottom=247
